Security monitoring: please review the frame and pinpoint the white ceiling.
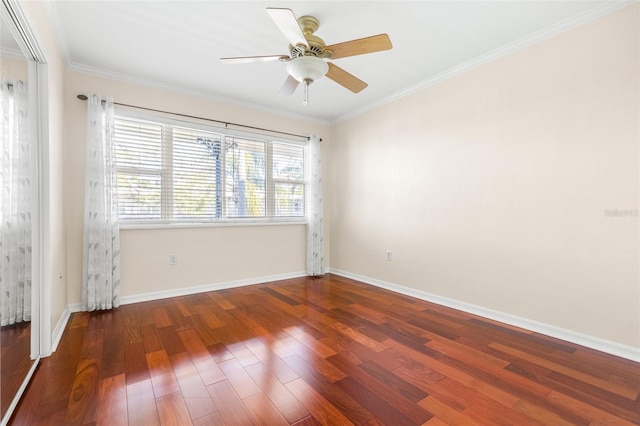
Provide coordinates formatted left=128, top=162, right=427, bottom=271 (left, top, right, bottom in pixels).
left=50, top=1, right=623, bottom=122
left=1, top=12, right=25, bottom=58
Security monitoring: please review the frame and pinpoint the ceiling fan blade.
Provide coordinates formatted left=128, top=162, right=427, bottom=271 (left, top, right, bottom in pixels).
left=278, top=75, right=300, bottom=96
left=220, top=55, right=289, bottom=64
left=267, top=8, right=309, bottom=48
left=326, top=63, right=367, bottom=93
left=325, top=34, right=392, bottom=60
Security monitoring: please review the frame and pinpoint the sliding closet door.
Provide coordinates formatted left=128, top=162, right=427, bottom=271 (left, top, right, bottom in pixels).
left=0, top=0, right=47, bottom=423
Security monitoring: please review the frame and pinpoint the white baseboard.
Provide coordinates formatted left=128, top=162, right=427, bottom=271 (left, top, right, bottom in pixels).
left=330, top=269, right=640, bottom=363
left=50, top=305, right=72, bottom=353
left=64, top=271, right=308, bottom=318
left=119, top=271, right=307, bottom=306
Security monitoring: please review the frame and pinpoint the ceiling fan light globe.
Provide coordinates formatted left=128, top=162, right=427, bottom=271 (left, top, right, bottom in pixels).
left=287, top=56, right=329, bottom=84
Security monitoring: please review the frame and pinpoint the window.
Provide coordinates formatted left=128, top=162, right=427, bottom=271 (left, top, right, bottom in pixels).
left=273, top=143, right=305, bottom=217
left=113, top=114, right=305, bottom=223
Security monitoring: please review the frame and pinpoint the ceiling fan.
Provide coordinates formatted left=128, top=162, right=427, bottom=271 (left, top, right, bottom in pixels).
left=220, top=8, right=392, bottom=105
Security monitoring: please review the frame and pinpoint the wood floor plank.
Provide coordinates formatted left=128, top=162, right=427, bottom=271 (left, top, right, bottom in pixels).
left=192, top=411, right=224, bottom=426
left=331, top=321, right=388, bottom=352
left=178, top=329, right=226, bottom=385
left=146, top=350, right=181, bottom=398
left=359, top=359, right=428, bottom=402
left=100, top=328, right=125, bottom=379
left=96, top=373, right=128, bottom=426
left=290, top=414, right=323, bottom=426
left=245, top=362, right=310, bottom=424
left=385, top=338, right=523, bottom=407
left=545, top=390, right=639, bottom=426
left=327, top=353, right=433, bottom=425
left=401, top=374, right=472, bottom=412
left=462, top=394, right=544, bottom=426
left=226, top=341, right=261, bottom=367
left=153, top=307, right=173, bottom=328
left=283, top=354, right=374, bottom=425
left=11, top=274, right=640, bottom=426
left=243, top=392, right=290, bottom=425
left=42, top=327, right=86, bottom=402
left=512, top=398, right=581, bottom=426
left=244, top=336, right=300, bottom=384
left=140, top=323, right=163, bottom=354
left=227, top=307, right=272, bottom=338
left=206, top=380, right=256, bottom=425
left=156, top=392, right=192, bottom=426
left=124, top=341, right=150, bottom=384
left=208, top=292, right=236, bottom=310
left=283, top=349, right=348, bottom=383
left=64, top=328, right=104, bottom=425
left=217, top=357, right=262, bottom=399
left=284, top=325, right=338, bottom=358
left=285, top=378, right=356, bottom=426
left=336, top=376, right=421, bottom=426
left=490, top=342, right=639, bottom=400
left=418, top=395, right=481, bottom=426
left=170, top=352, right=210, bottom=398
left=182, top=397, right=217, bottom=422
left=157, top=325, right=187, bottom=356
left=126, top=379, right=160, bottom=426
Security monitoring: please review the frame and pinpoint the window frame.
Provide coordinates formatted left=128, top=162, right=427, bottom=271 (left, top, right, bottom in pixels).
left=114, top=108, right=307, bottom=229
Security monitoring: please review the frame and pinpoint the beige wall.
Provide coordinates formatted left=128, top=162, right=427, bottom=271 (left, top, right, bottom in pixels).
left=330, top=6, right=639, bottom=348
left=1, top=55, right=28, bottom=81
left=21, top=0, right=68, bottom=352
left=64, top=70, right=330, bottom=303
left=119, top=225, right=305, bottom=297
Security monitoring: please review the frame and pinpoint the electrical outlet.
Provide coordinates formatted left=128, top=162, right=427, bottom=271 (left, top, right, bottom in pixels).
left=169, top=255, right=177, bottom=265
left=386, top=250, right=392, bottom=261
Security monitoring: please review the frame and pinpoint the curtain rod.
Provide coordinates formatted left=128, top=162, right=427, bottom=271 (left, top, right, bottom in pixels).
left=76, top=94, right=312, bottom=141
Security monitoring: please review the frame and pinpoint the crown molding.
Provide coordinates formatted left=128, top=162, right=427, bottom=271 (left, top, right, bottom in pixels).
left=0, top=46, right=25, bottom=59
left=333, top=1, right=636, bottom=124
left=67, top=59, right=330, bottom=127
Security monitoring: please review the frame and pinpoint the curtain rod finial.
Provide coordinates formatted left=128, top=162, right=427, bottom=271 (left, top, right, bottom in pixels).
left=77, top=94, right=88, bottom=101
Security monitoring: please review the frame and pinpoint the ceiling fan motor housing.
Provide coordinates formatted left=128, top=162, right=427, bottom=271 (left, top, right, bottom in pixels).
left=290, top=41, right=325, bottom=58
left=291, top=15, right=332, bottom=59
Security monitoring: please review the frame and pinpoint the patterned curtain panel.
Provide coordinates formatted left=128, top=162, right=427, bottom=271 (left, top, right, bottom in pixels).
left=306, top=135, right=324, bottom=276
left=82, top=94, right=120, bottom=311
left=0, top=80, right=32, bottom=326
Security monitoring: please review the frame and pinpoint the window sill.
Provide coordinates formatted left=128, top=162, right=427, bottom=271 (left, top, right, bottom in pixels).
left=119, top=219, right=307, bottom=231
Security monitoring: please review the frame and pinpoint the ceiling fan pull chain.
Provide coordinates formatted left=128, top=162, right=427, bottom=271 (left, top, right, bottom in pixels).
left=304, top=80, right=310, bottom=105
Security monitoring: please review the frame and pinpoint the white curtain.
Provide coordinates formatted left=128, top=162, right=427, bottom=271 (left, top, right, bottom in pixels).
left=82, top=94, right=120, bottom=311
left=0, top=80, right=32, bottom=326
left=306, top=135, right=324, bottom=276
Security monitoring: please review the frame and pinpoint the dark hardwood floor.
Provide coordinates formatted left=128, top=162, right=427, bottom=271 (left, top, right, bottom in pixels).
left=9, top=274, right=640, bottom=425
left=1, top=320, right=33, bottom=416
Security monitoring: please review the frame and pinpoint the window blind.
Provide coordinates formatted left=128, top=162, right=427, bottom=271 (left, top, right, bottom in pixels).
left=113, top=114, right=305, bottom=223
left=114, top=117, right=163, bottom=220
left=273, top=143, right=305, bottom=217
left=172, top=126, right=223, bottom=219
left=225, top=137, right=266, bottom=218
